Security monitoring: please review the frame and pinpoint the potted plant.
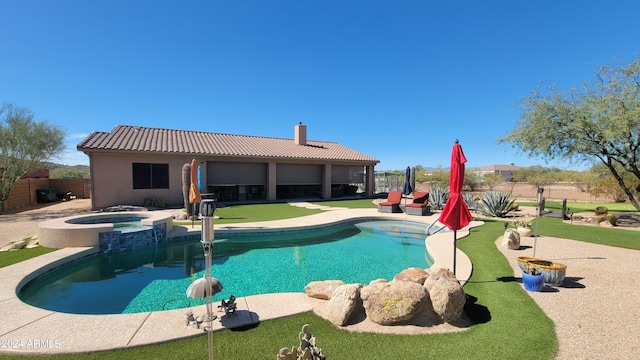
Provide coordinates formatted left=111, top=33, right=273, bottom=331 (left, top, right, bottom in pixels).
left=512, top=219, right=533, bottom=237
left=522, top=261, right=545, bottom=292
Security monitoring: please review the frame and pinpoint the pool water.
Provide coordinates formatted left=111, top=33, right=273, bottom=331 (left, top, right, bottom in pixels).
left=19, top=220, right=432, bottom=315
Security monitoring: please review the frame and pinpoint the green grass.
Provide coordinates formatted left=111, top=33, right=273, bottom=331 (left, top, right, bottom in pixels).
left=175, top=203, right=324, bottom=226
left=174, top=199, right=377, bottom=226
left=1, top=220, right=558, bottom=360
left=0, top=245, right=57, bottom=269
left=519, top=201, right=637, bottom=213
left=310, top=198, right=378, bottom=208
left=534, top=217, right=640, bottom=250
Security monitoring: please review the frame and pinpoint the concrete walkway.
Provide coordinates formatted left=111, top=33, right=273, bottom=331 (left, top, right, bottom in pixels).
left=0, top=204, right=478, bottom=354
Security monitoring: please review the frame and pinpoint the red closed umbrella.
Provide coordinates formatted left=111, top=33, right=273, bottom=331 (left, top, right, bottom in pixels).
left=438, top=140, right=473, bottom=275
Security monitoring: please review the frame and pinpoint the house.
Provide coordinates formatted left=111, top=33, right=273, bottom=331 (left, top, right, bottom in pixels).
left=77, top=123, right=379, bottom=210
left=475, top=164, right=521, bottom=181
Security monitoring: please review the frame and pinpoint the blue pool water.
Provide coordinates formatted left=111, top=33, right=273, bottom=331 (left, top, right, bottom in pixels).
left=19, top=220, right=432, bottom=315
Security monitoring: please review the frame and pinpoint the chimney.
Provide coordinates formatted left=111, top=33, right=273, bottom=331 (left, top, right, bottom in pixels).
left=294, top=122, right=307, bottom=145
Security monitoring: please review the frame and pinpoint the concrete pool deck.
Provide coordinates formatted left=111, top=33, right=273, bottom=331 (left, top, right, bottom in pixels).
left=0, top=205, right=479, bottom=354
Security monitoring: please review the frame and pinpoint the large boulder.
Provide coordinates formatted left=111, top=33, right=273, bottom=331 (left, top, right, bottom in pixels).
left=424, top=268, right=466, bottom=323
left=325, top=284, right=362, bottom=326
left=361, top=280, right=427, bottom=325
left=305, top=280, right=345, bottom=300
left=393, top=267, right=430, bottom=285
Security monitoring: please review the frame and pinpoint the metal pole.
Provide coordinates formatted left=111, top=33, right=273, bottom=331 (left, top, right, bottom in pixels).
left=453, top=230, right=457, bottom=276
left=200, top=199, right=216, bottom=360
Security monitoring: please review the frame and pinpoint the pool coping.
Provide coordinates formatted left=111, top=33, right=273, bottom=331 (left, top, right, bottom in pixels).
left=0, top=208, right=479, bottom=354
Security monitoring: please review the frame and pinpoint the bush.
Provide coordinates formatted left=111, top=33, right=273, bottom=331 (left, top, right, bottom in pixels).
left=477, top=191, right=517, bottom=218
left=596, top=214, right=617, bottom=226
left=595, top=206, right=608, bottom=215
left=141, top=197, right=167, bottom=208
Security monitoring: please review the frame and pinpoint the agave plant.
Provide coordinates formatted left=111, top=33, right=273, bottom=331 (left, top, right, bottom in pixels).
left=428, top=187, right=449, bottom=210
left=462, top=192, right=479, bottom=210
left=478, top=191, right=516, bottom=218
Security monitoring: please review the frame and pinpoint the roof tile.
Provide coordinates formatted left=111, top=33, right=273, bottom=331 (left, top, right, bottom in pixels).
left=77, top=125, right=379, bottom=163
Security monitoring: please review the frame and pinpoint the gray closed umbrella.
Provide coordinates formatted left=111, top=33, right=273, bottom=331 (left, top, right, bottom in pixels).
left=402, top=166, right=412, bottom=209
left=186, top=276, right=223, bottom=298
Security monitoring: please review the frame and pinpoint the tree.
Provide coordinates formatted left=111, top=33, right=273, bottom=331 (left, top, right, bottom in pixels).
left=511, top=166, right=562, bottom=188
left=0, top=104, right=65, bottom=208
left=588, top=163, right=639, bottom=202
left=500, top=58, right=640, bottom=210
left=482, top=172, right=504, bottom=191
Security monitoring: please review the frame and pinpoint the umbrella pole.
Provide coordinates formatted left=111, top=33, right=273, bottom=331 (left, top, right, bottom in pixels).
left=201, top=202, right=216, bottom=360
left=453, top=230, right=457, bottom=276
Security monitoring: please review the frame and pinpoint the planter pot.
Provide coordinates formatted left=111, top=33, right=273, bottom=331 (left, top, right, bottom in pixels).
left=517, top=227, right=532, bottom=237
left=517, top=256, right=543, bottom=272
left=531, top=260, right=567, bottom=286
left=522, top=271, right=545, bottom=292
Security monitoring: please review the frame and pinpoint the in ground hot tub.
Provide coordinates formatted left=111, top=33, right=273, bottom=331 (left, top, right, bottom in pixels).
left=38, top=211, right=173, bottom=253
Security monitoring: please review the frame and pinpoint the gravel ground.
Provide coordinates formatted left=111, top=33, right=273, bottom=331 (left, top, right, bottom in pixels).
left=497, top=234, right=640, bottom=359
left=0, top=199, right=93, bottom=249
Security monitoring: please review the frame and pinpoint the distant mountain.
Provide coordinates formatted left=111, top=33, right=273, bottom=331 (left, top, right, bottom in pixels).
left=43, top=162, right=90, bottom=176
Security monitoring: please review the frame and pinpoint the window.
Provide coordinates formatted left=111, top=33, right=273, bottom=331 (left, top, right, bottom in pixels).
left=132, top=163, right=169, bottom=189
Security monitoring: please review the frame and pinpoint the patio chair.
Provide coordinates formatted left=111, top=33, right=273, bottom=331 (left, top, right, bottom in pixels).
left=377, top=191, right=403, bottom=213
left=405, top=191, right=431, bottom=216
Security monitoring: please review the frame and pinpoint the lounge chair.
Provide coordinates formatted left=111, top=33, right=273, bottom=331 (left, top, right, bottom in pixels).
left=377, top=191, right=403, bottom=213
left=405, top=191, right=431, bottom=216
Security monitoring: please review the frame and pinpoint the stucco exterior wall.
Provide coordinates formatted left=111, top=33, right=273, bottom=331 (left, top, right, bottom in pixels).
left=87, top=152, right=377, bottom=210
left=89, top=152, right=194, bottom=209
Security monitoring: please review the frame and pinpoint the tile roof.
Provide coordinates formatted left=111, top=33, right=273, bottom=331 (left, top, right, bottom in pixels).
left=77, top=125, right=379, bottom=163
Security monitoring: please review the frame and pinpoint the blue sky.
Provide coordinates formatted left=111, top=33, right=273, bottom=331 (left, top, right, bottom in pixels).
left=1, top=1, right=639, bottom=171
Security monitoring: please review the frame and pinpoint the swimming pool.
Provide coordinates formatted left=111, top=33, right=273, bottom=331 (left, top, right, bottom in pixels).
left=19, top=220, right=432, bottom=315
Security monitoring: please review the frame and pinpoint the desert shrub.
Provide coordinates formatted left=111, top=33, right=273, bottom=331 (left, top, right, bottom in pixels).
left=595, top=206, right=608, bottom=215
left=478, top=191, right=517, bottom=218
left=428, top=187, right=449, bottom=210
left=141, top=197, right=167, bottom=208
left=596, top=214, right=617, bottom=225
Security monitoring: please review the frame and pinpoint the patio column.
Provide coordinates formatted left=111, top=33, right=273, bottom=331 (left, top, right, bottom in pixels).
left=267, top=162, right=277, bottom=201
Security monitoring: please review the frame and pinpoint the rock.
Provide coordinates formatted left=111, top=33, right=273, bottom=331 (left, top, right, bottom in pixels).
left=369, top=278, right=388, bottom=285
left=599, top=221, right=614, bottom=227
left=325, top=284, right=362, bottom=326
left=173, top=211, right=188, bottom=220
left=304, top=280, right=345, bottom=300
left=0, top=240, right=27, bottom=252
left=501, top=229, right=521, bottom=250
left=393, top=267, right=430, bottom=284
left=424, top=268, right=466, bottom=323
left=361, top=280, right=427, bottom=325
left=25, top=237, right=40, bottom=249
